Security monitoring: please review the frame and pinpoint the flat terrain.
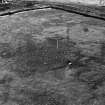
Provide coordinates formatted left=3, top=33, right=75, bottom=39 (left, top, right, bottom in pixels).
left=0, top=1, right=105, bottom=105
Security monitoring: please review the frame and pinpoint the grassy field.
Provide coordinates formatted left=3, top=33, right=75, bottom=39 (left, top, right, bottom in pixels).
left=22, top=0, right=105, bottom=5
left=0, top=1, right=105, bottom=105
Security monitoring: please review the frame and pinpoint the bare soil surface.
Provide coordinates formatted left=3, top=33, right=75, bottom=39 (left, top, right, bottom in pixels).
left=0, top=5, right=105, bottom=105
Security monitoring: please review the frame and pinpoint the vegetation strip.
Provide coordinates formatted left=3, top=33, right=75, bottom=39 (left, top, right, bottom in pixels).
left=0, top=1, right=105, bottom=20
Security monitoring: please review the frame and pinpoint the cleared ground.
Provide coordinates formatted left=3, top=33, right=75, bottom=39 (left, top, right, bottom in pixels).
left=0, top=2, right=105, bottom=105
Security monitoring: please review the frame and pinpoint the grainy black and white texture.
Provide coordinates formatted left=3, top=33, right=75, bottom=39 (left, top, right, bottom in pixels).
left=0, top=1, right=105, bottom=105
